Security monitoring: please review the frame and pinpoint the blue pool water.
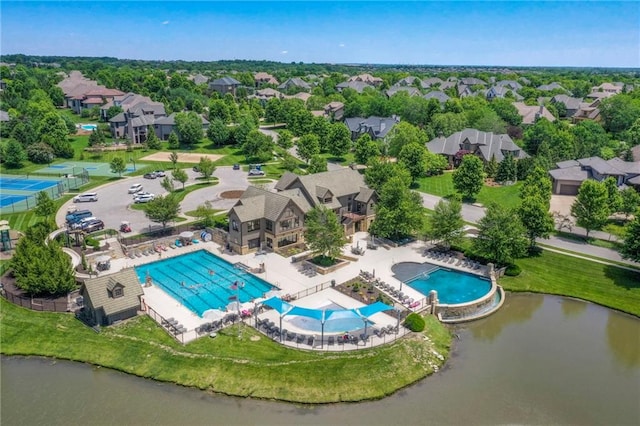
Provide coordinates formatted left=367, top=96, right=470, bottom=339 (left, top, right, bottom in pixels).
left=81, top=124, right=97, bottom=131
left=135, top=250, right=276, bottom=316
left=406, top=268, right=491, bottom=304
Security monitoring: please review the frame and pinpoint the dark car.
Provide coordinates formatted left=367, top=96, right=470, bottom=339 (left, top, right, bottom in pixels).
left=143, top=172, right=157, bottom=179
left=233, top=164, right=240, bottom=170
left=82, top=219, right=105, bottom=233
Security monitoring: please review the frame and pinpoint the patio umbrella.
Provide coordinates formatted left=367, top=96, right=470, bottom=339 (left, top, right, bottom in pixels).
left=202, top=309, right=225, bottom=321
left=179, top=231, right=194, bottom=239
left=226, top=301, right=241, bottom=312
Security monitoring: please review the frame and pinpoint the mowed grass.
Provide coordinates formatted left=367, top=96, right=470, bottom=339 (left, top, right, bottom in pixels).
left=500, top=250, right=640, bottom=317
left=0, top=300, right=451, bottom=403
left=416, top=172, right=523, bottom=209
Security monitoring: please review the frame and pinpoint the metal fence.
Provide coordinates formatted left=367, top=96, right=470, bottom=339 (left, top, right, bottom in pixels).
left=288, top=280, right=334, bottom=301
left=1, top=289, right=74, bottom=312
left=144, top=303, right=198, bottom=345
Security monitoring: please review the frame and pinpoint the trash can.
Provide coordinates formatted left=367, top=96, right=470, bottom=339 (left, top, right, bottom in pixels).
left=331, top=280, right=336, bottom=287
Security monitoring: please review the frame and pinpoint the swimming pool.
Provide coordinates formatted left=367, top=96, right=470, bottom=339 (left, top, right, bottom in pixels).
left=81, top=124, right=97, bottom=131
left=135, top=250, right=276, bottom=316
left=405, top=268, right=491, bottom=304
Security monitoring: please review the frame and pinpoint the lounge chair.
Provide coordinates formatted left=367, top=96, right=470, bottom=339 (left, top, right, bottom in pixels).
left=135, top=251, right=142, bottom=258
left=175, top=240, right=183, bottom=247
left=360, top=333, right=369, bottom=343
left=328, top=336, right=335, bottom=345
left=128, top=252, right=135, bottom=259
left=307, top=336, right=315, bottom=346
left=192, top=239, right=200, bottom=244
left=296, top=334, right=305, bottom=344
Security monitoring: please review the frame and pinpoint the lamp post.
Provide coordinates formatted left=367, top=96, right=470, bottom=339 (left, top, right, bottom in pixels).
left=130, top=156, right=136, bottom=171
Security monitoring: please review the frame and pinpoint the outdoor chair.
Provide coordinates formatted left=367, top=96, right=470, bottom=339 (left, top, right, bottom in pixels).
left=307, top=336, right=315, bottom=346
left=296, top=334, right=305, bottom=345
left=128, top=252, right=135, bottom=259
left=474, top=262, right=481, bottom=270
left=328, top=336, right=335, bottom=345
left=360, top=333, right=369, bottom=343
left=349, top=335, right=359, bottom=345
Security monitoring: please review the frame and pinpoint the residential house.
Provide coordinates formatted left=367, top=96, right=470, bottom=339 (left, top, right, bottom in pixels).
left=109, top=100, right=166, bottom=144
left=344, top=116, right=400, bottom=140
left=456, top=84, right=475, bottom=98
left=421, top=77, right=444, bottom=89
left=426, top=128, right=528, bottom=165
left=423, top=91, right=450, bottom=104
left=336, top=80, right=373, bottom=93
left=591, top=82, right=623, bottom=95
left=460, top=77, right=487, bottom=86
left=439, top=81, right=457, bottom=91
left=154, top=113, right=209, bottom=140
left=550, top=94, right=583, bottom=118
left=324, top=101, right=345, bottom=121
left=395, top=76, right=420, bottom=86
left=537, top=82, right=567, bottom=92
left=495, top=80, right=523, bottom=91
left=283, top=92, right=312, bottom=103
left=227, top=168, right=377, bottom=254
left=385, top=86, right=421, bottom=98
left=101, top=92, right=152, bottom=121
left=485, top=85, right=523, bottom=101
left=512, top=102, right=556, bottom=125
left=79, top=269, right=143, bottom=326
left=348, top=73, right=384, bottom=86
left=572, top=99, right=601, bottom=123
left=254, top=72, right=279, bottom=87
left=278, top=77, right=311, bottom=92
left=251, top=88, right=283, bottom=105
left=548, top=156, right=640, bottom=195
left=189, top=73, right=209, bottom=85
left=209, top=76, right=242, bottom=97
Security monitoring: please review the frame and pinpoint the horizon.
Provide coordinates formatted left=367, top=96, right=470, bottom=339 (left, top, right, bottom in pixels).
left=1, top=1, right=639, bottom=68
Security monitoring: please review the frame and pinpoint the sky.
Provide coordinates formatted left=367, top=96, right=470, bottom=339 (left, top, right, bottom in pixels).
left=1, top=1, right=638, bottom=68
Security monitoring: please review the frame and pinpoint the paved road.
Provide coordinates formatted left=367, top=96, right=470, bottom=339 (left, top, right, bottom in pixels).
left=181, top=166, right=250, bottom=212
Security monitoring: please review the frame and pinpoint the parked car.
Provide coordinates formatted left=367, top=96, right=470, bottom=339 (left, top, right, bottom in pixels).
left=82, top=219, right=105, bottom=233
left=73, top=192, right=98, bottom=203
left=154, top=170, right=166, bottom=177
left=192, top=165, right=200, bottom=172
left=65, top=209, right=93, bottom=224
left=134, top=194, right=155, bottom=203
left=248, top=169, right=265, bottom=176
left=132, top=191, right=153, bottom=198
left=128, top=183, right=143, bottom=194
left=143, top=172, right=157, bottom=179
left=232, top=164, right=240, bottom=170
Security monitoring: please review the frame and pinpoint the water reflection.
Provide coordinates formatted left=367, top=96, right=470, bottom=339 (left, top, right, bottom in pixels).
left=469, top=292, right=544, bottom=341
left=606, top=311, right=640, bottom=369
left=560, top=297, right=587, bottom=318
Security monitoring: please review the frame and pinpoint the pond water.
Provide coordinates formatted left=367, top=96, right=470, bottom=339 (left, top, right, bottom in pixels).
left=2, top=293, right=639, bottom=425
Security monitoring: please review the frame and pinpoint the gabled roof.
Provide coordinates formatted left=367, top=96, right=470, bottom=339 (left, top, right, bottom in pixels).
left=210, top=76, right=241, bottom=86
left=283, top=92, right=312, bottom=102
left=386, top=86, right=420, bottom=97
left=607, top=157, right=640, bottom=175
left=485, top=86, right=523, bottom=100
left=512, top=102, right=556, bottom=124
left=81, top=269, right=143, bottom=316
left=556, top=160, right=580, bottom=169
left=254, top=72, right=279, bottom=85
left=460, top=77, right=486, bottom=86
left=130, top=114, right=156, bottom=128
left=336, top=81, right=373, bottom=93
left=348, top=73, right=383, bottom=84
left=0, top=110, right=10, bottom=122
left=109, top=112, right=126, bottom=123
left=577, top=157, right=625, bottom=175
left=154, top=112, right=209, bottom=126
left=344, top=116, right=399, bottom=139
left=190, top=73, right=209, bottom=85
left=423, top=91, right=450, bottom=103
left=355, top=187, right=375, bottom=203
left=278, top=77, right=311, bottom=90
left=395, top=76, right=419, bottom=86
left=538, top=82, right=566, bottom=92
left=128, top=101, right=166, bottom=117
left=231, top=186, right=303, bottom=222
left=495, top=80, right=522, bottom=90
left=548, top=166, right=590, bottom=182
left=426, top=129, right=527, bottom=162
left=421, top=77, right=444, bottom=88
left=551, top=94, right=583, bottom=111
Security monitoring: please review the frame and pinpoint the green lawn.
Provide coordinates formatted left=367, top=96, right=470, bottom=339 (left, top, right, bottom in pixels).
left=0, top=300, right=451, bottom=403
left=500, top=250, right=640, bottom=317
left=416, top=172, right=524, bottom=209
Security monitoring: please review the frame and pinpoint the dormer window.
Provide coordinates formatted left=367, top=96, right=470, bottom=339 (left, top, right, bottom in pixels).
left=113, top=287, right=123, bottom=298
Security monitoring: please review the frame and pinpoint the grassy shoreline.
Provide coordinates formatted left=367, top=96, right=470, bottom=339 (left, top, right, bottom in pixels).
left=0, top=299, right=451, bottom=404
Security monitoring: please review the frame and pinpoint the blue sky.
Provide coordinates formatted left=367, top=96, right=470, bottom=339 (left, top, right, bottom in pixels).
left=1, top=1, right=638, bottom=67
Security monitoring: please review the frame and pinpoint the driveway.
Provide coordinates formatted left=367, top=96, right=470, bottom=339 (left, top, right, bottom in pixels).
left=181, top=166, right=250, bottom=212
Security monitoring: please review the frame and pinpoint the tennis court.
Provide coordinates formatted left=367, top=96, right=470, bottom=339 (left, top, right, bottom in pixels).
left=35, top=161, right=136, bottom=177
left=0, top=175, right=62, bottom=209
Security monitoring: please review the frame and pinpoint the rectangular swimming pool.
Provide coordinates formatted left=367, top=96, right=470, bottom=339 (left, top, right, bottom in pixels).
left=135, top=250, right=277, bottom=316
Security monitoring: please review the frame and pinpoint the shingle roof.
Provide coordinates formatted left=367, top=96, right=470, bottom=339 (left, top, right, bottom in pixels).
left=423, top=91, right=450, bottom=103
left=426, top=129, right=527, bottom=162
left=344, top=116, right=399, bottom=139
left=153, top=113, right=209, bottom=126
left=336, top=81, right=373, bottom=93
left=577, top=157, right=625, bottom=176
left=548, top=166, right=590, bottom=182
left=0, top=110, right=10, bottom=122
left=551, top=94, right=583, bottom=111
left=607, top=157, right=640, bottom=175
left=386, top=86, right=420, bottom=97
left=513, top=102, right=556, bottom=124
left=556, top=160, right=580, bottom=169
left=421, top=77, right=444, bottom=88
left=81, top=269, right=143, bottom=316
left=109, top=112, right=126, bottom=123
left=130, top=114, right=156, bottom=128
left=278, top=77, right=311, bottom=90
left=211, top=76, right=241, bottom=86
left=495, top=80, right=522, bottom=90
left=538, top=82, right=566, bottom=91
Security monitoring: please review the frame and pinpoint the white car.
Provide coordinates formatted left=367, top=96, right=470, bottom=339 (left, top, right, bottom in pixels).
left=248, top=169, right=265, bottom=176
left=128, top=183, right=143, bottom=194
left=133, top=191, right=154, bottom=198
left=134, top=194, right=155, bottom=203
left=73, top=192, right=98, bottom=202
left=154, top=170, right=166, bottom=177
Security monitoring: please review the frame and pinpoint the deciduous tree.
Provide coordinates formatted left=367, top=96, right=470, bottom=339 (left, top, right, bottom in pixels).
left=398, top=142, right=427, bottom=183
left=620, top=187, right=640, bottom=219
left=304, top=205, right=347, bottom=262
left=428, top=198, right=464, bottom=249
left=518, top=195, right=555, bottom=248
left=496, top=153, right=517, bottom=183
left=364, top=158, right=411, bottom=191
left=172, top=168, right=188, bottom=190
left=354, top=133, right=380, bottom=165
left=308, top=155, right=328, bottom=174
left=174, top=111, right=203, bottom=146
left=4, top=139, right=27, bottom=168
left=369, top=176, right=425, bottom=240
left=35, top=191, right=55, bottom=218
left=473, top=203, right=528, bottom=266
left=197, top=156, right=216, bottom=181
left=110, top=157, right=126, bottom=177
left=207, top=118, right=230, bottom=146
left=571, top=180, right=610, bottom=238
left=452, top=154, right=484, bottom=200
left=296, top=134, right=320, bottom=163
left=145, top=194, right=181, bottom=229
left=620, top=214, right=640, bottom=262
left=327, top=122, right=351, bottom=157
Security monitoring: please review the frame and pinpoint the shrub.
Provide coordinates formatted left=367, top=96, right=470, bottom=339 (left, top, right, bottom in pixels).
left=85, top=237, right=100, bottom=250
left=403, top=313, right=426, bottom=332
left=504, top=264, right=522, bottom=276
left=27, top=142, right=55, bottom=164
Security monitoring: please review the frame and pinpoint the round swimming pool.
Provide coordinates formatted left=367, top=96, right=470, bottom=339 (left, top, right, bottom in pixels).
left=396, top=263, right=491, bottom=304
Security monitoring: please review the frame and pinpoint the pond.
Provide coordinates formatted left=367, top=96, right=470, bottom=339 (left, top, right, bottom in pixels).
left=2, top=293, right=638, bottom=425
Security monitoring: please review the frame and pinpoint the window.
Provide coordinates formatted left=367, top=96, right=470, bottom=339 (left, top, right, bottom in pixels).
left=265, top=220, right=273, bottom=232
left=248, top=238, right=260, bottom=249
left=278, top=234, right=298, bottom=248
left=247, top=219, right=261, bottom=232
left=323, top=196, right=333, bottom=204
left=113, top=288, right=123, bottom=298
left=232, top=220, right=239, bottom=231
left=280, top=219, right=291, bottom=229
left=266, top=237, right=273, bottom=248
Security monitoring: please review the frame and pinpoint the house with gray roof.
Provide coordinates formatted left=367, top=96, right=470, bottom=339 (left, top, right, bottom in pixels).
left=495, top=80, right=523, bottom=91
left=344, top=116, right=400, bottom=140
left=395, top=76, right=420, bottom=86
left=537, top=82, right=567, bottom=92
left=513, top=102, right=556, bottom=125
left=551, top=94, right=583, bottom=117
left=426, top=129, right=528, bottom=166
left=421, top=77, right=444, bottom=89
left=423, top=91, right=450, bottom=104
left=485, top=85, right=523, bottom=101
left=336, top=80, right=373, bottom=93
left=0, top=110, right=10, bottom=122
left=209, top=76, right=242, bottom=97
left=79, top=269, right=143, bottom=326
left=385, top=86, right=421, bottom=98
left=348, top=73, right=384, bottom=86
left=154, top=113, right=209, bottom=140
left=548, top=156, right=640, bottom=195
left=278, top=77, right=311, bottom=92
left=460, top=77, right=487, bottom=86
left=109, top=98, right=166, bottom=144
left=228, top=169, right=377, bottom=254
left=189, top=73, right=209, bottom=85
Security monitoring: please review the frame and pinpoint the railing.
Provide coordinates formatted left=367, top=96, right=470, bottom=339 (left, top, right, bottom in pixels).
left=144, top=303, right=197, bottom=345
left=287, top=280, right=334, bottom=301
left=0, top=289, right=75, bottom=312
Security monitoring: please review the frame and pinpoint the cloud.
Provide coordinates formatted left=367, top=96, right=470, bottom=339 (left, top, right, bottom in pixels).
left=280, top=50, right=288, bottom=55
left=162, top=20, right=170, bottom=25
left=339, top=43, right=345, bottom=48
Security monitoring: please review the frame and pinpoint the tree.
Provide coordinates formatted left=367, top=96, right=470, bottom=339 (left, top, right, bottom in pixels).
left=277, top=129, right=294, bottom=149
left=452, top=154, right=484, bottom=200
left=281, top=153, right=299, bottom=171
left=172, top=168, right=188, bottom=190
left=489, top=99, right=522, bottom=126
left=243, top=129, right=274, bottom=162
left=207, top=118, right=230, bottom=146
left=620, top=214, right=640, bottom=262
left=193, top=201, right=217, bottom=227
left=296, top=134, right=320, bottom=163
left=145, top=126, right=161, bottom=150
left=169, top=151, right=179, bottom=169
left=160, top=176, right=175, bottom=193
left=308, top=155, right=328, bottom=174
left=599, top=94, right=640, bottom=135
left=327, top=122, right=352, bottom=157
left=387, top=121, right=427, bottom=158
left=520, top=165, right=552, bottom=205
left=234, top=114, right=258, bottom=146
left=603, top=177, right=622, bottom=214
left=369, top=176, right=425, bottom=240
left=425, top=151, right=448, bottom=176
left=496, top=153, right=517, bottom=183
left=106, top=105, right=123, bottom=121
left=428, top=198, right=464, bottom=249
left=364, top=159, right=412, bottom=191
left=523, top=118, right=556, bottom=155
left=518, top=195, right=555, bottom=248
left=473, top=203, right=528, bottom=266
left=174, top=111, right=203, bottom=146
left=354, top=133, right=380, bottom=165
left=145, top=194, right=181, bottom=229
left=26, top=142, right=55, bottom=164
left=485, top=154, right=498, bottom=179
left=303, top=205, right=347, bottom=262
left=110, top=157, right=127, bottom=177
left=429, top=112, right=468, bottom=137
left=35, top=191, right=55, bottom=218
left=88, top=128, right=106, bottom=147
left=572, top=120, right=609, bottom=158
left=398, top=142, right=427, bottom=183
left=4, top=139, right=26, bottom=168
left=197, top=156, right=216, bottom=181
left=571, top=180, right=610, bottom=238
left=167, top=131, right=180, bottom=149
left=620, top=188, right=640, bottom=219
